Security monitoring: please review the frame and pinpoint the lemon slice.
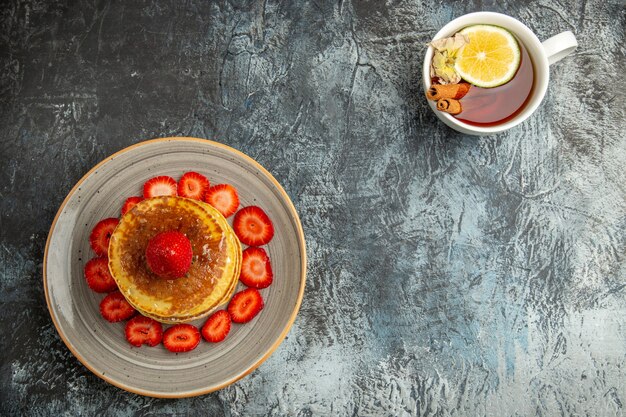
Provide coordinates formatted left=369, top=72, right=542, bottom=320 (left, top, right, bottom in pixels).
left=454, top=25, right=521, bottom=88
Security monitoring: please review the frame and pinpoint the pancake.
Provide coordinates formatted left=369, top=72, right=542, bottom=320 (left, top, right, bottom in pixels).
left=108, top=196, right=241, bottom=323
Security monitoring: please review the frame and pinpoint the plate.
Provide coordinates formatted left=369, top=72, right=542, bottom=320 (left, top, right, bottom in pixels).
left=44, top=137, right=306, bottom=397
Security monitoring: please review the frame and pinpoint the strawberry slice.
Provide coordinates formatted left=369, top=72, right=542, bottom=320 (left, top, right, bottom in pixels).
left=89, top=218, right=119, bottom=256
left=143, top=176, right=177, bottom=198
left=227, top=288, right=264, bottom=323
left=84, top=257, right=117, bottom=293
left=177, top=171, right=209, bottom=200
left=201, top=310, right=231, bottom=343
left=233, top=206, right=274, bottom=246
left=163, top=324, right=201, bottom=352
left=125, top=315, right=163, bottom=347
left=121, top=196, right=143, bottom=216
left=99, top=291, right=136, bottom=322
left=239, top=247, right=273, bottom=289
left=205, top=184, right=239, bottom=218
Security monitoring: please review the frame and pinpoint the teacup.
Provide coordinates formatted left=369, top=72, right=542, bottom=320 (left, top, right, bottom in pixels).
left=422, top=12, right=577, bottom=136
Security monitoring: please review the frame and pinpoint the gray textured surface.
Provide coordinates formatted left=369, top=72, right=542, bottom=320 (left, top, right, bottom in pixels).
left=1, top=0, right=625, bottom=415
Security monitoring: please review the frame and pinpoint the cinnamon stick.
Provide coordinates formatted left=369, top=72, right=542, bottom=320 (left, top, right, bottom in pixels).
left=437, top=98, right=462, bottom=115
left=426, top=83, right=471, bottom=101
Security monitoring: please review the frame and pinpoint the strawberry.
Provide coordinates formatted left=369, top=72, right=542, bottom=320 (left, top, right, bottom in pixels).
left=163, top=324, right=201, bottom=352
left=201, top=310, right=231, bottom=343
left=227, top=288, right=264, bottom=323
left=89, top=217, right=119, bottom=256
left=121, top=196, right=143, bottom=216
left=177, top=171, right=209, bottom=200
left=232, top=206, right=274, bottom=246
left=239, top=247, right=273, bottom=289
left=204, top=184, right=239, bottom=218
left=84, top=257, right=118, bottom=293
left=143, top=176, right=177, bottom=198
left=125, top=315, right=163, bottom=347
left=99, top=291, right=136, bottom=322
left=145, top=231, right=193, bottom=279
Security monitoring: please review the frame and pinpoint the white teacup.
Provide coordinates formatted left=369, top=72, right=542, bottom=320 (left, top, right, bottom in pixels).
left=422, top=12, right=577, bottom=136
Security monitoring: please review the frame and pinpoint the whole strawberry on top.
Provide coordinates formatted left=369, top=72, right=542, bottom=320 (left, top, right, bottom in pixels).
left=145, top=231, right=193, bottom=279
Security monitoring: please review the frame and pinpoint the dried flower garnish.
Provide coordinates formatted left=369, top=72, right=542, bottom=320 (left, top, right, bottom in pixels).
left=429, top=33, right=469, bottom=84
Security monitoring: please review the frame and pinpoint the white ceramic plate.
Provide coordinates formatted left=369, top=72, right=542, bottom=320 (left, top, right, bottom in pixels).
left=44, top=137, right=306, bottom=397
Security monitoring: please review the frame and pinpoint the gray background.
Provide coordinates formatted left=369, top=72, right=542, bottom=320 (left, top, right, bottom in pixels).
left=1, top=0, right=625, bottom=416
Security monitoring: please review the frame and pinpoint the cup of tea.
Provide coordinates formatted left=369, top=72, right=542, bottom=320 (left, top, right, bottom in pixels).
left=422, top=12, right=577, bottom=135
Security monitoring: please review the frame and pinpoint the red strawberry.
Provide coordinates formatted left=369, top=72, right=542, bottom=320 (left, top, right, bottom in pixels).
left=145, top=231, right=193, bottom=279
left=227, top=288, right=264, bottom=323
left=201, top=310, right=231, bottom=343
left=121, top=196, right=143, bottom=216
left=125, top=316, right=163, bottom=347
left=99, top=291, right=136, bottom=322
left=89, top=218, right=119, bottom=256
left=177, top=171, right=209, bottom=200
left=163, top=324, right=201, bottom=352
left=239, top=247, right=273, bottom=289
left=143, top=176, right=177, bottom=198
left=84, top=257, right=118, bottom=293
left=233, top=206, right=274, bottom=246
left=204, top=184, right=239, bottom=218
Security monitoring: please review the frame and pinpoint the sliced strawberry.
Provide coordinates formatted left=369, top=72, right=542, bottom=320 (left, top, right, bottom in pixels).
left=233, top=206, right=274, bottom=246
left=121, top=196, right=143, bottom=216
left=239, top=247, right=273, bottom=289
left=177, top=171, right=209, bottom=200
left=84, top=257, right=117, bottom=293
left=201, top=310, right=231, bottom=343
left=89, top=217, right=119, bottom=256
left=227, top=288, right=264, bottom=323
left=125, top=315, right=163, bottom=347
left=99, top=291, right=136, bottom=322
left=162, top=324, right=201, bottom=353
left=143, top=176, right=177, bottom=198
left=205, top=184, right=239, bottom=218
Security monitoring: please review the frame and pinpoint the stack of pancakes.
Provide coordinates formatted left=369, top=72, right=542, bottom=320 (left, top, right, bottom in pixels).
left=108, top=196, right=241, bottom=323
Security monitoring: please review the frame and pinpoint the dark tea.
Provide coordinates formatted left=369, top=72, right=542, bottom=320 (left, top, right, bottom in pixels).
left=454, top=39, right=534, bottom=126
